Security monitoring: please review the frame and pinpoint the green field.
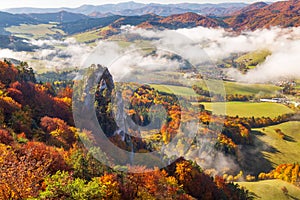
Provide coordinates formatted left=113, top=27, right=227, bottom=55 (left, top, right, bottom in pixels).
left=198, top=80, right=281, bottom=96
left=253, top=121, right=300, bottom=167
left=72, top=29, right=103, bottom=43
left=151, top=84, right=199, bottom=97
left=235, top=49, right=271, bottom=68
left=200, top=102, right=294, bottom=118
left=152, top=81, right=281, bottom=97
left=223, top=81, right=281, bottom=95
left=238, top=180, right=300, bottom=200
left=5, top=24, right=65, bottom=39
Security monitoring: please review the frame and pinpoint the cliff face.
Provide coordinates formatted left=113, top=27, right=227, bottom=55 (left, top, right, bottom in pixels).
left=94, top=65, right=117, bottom=137
left=92, top=66, right=145, bottom=158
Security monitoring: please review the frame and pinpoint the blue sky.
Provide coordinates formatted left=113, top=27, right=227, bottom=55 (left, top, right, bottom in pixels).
left=0, top=0, right=279, bottom=9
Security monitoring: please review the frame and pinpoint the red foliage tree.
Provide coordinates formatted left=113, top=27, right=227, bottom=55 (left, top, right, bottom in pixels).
left=40, top=116, right=76, bottom=148
left=18, top=141, right=70, bottom=174
left=0, top=129, right=14, bottom=145
left=0, top=61, right=18, bottom=86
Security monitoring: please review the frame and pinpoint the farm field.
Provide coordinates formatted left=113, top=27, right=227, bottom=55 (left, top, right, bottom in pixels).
left=5, top=24, right=65, bottom=39
left=151, top=84, right=199, bottom=97
left=72, top=29, right=103, bottom=43
left=223, top=81, right=281, bottom=95
left=238, top=179, right=300, bottom=200
left=152, top=81, right=281, bottom=97
left=200, top=102, right=294, bottom=118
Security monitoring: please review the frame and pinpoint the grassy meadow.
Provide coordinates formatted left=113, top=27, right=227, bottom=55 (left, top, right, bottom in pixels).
left=5, top=24, right=65, bottom=39
left=200, top=102, right=294, bottom=118
left=252, top=121, right=300, bottom=167
left=152, top=80, right=281, bottom=97
left=238, top=179, right=300, bottom=200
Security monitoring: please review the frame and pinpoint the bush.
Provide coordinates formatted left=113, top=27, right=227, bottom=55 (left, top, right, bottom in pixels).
left=39, top=171, right=106, bottom=200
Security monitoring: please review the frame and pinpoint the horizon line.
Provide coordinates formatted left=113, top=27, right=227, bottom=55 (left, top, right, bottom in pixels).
left=0, top=0, right=276, bottom=10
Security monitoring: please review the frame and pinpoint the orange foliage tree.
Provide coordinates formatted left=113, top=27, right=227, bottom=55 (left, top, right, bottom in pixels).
left=40, top=116, right=76, bottom=148
left=0, top=144, right=49, bottom=199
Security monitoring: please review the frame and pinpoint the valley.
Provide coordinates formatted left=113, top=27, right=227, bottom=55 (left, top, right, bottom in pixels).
left=0, top=0, right=300, bottom=199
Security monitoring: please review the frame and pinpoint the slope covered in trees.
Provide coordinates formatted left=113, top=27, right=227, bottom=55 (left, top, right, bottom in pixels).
left=0, top=60, right=256, bottom=199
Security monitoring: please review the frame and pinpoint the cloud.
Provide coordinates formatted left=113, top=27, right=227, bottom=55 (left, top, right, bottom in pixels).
left=6, top=24, right=300, bottom=173
left=1, top=38, right=94, bottom=72
left=129, top=26, right=300, bottom=83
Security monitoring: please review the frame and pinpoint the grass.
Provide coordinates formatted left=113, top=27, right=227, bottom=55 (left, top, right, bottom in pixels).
left=253, top=121, right=300, bottom=167
left=235, top=49, right=272, bottom=68
left=72, top=29, right=103, bottom=43
left=152, top=77, right=281, bottom=96
left=223, top=81, right=281, bottom=96
left=151, top=84, right=199, bottom=97
left=5, top=24, right=65, bottom=39
left=72, top=25, right=120, bottom=43
left=152, top=80, right=281, bottom=97
left=199, top=102, right=294, bottom=118
left=196, top=80, right=281, bottom=96
left=238, top=179, right=300, bottom=200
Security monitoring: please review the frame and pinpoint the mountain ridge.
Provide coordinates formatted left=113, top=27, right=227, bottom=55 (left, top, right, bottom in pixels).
left=2, top=1, right=300, bottom=38
left=4, top=2, right=248, bottom=17
left=225, top=0, right=300, bottom=31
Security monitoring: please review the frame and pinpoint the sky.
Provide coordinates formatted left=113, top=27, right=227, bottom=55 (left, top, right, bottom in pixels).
left=0, top=0, right=279, bottom=9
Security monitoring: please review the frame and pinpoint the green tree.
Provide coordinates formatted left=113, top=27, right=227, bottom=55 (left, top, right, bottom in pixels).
left=39, top=171, right=106, bottom=200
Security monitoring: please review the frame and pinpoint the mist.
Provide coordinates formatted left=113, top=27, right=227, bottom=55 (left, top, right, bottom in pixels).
left=0, top=37, right=94, bottom=72
left=1, top=25, right=300, bottom=83
left=126, top=26, right=300, bottom=83
left=2, top=24, right=299, bottom=175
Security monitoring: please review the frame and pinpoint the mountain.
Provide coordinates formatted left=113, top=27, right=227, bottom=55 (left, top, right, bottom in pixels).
left=0, top=11, right=37, bottom=27
left=231, top=2, right=268, bottom=15
left=4, top=2, right=248, bottom=17
left=112, top=6, right=192, bottom=17
left=58, top=15, right=122, bottom=34
left=84, top=2, right=247, bottom=16
left=0, top=11, right=38, bottom=34
left=4, top=2, right=146, bottom=15
left=225, top=0, right=300, bottom=31
left=157, top=12, right=221, bottom=29
left=24, top=11, right=89, bottom=23
left=3, top=1, right=300, bottom=37
left=60, top=12, right=223, bottom=36
left=89, top=12, right=114, bottom=18
left=0, top=35, right=37, bottom=51
left=109, top=14, right=162, bottom=28
left=68, top=2, right=145, bottom=15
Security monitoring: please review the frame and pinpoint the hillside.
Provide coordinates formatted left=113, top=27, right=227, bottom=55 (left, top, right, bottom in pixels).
left=158, top=12, right=221, bottom=29
left=0, top=35, right=38, bottom=51
left=58, top=15, right=122, bottom=34
left=225, top=0, right=300, bottom=31
left=61, top=12, right=223, bottom=36
left=235, top=49, right=272, bottom=70
left=0, top=61, right=255, bottom=199
left=4, top=1, right=300, bottom=38
left=231, top=2, right=268, bottom=16
left=238, top=180, right=300, bottom=200
left=252, top=122, right=300, bottom=168
left=55, top=1, right=300, bottom=38
left=24, top=11, right=89, bottom=23
left=0, top=11, right=37, bottom=27
left=0, top=11, right=38, bottom=34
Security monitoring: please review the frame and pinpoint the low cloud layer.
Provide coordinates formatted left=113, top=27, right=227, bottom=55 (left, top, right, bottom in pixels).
left=1, top=25, right=300, bottom=83
left=2, top=25, right=299, bottom=173
left=128, top=26, right=300, bottom=83
left=0, top=37, right=93, bottom=72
